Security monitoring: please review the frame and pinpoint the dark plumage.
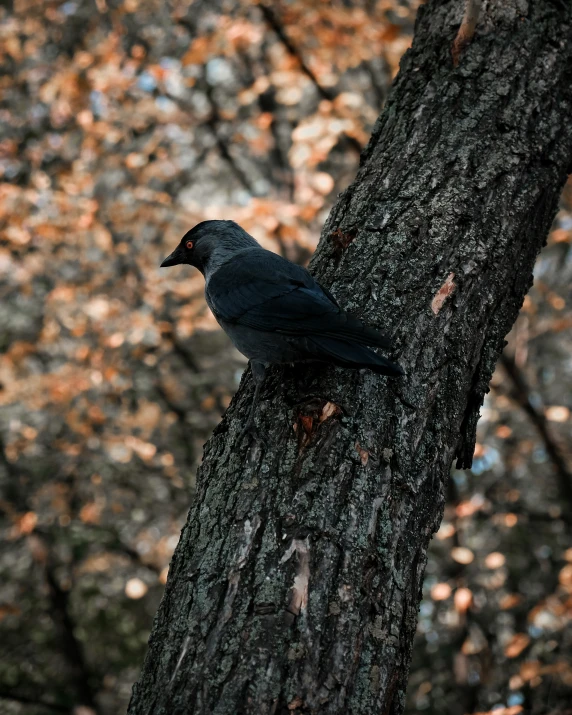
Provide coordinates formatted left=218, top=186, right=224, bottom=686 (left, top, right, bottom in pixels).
left=161, top=220, right=404, bottom=436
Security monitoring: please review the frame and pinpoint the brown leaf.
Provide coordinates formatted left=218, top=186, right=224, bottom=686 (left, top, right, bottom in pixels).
left=504, top=633, right=530, bottom=658
left=17, top=511, right=37, bottom=535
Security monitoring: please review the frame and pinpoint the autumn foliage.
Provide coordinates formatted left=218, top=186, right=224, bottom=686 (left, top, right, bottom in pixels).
left=1, top=1, right=571, bottom=714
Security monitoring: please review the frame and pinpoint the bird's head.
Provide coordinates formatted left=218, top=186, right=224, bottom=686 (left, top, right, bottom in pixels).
left=160, top=220, right=258, bottom=276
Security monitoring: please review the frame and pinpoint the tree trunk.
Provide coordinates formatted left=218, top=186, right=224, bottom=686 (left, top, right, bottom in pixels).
left=128, top=2, right=572, bottom=713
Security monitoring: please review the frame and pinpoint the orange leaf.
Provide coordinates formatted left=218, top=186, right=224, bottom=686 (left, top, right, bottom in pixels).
left=504, top=633, right=530, bottom=658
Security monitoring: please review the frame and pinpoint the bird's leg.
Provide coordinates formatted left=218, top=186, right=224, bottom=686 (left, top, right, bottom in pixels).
left=239, top=361, right=266, bottom=443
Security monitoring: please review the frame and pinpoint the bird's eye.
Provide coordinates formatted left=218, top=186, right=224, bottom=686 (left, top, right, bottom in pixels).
left=186, top=240, right=194, bottom=250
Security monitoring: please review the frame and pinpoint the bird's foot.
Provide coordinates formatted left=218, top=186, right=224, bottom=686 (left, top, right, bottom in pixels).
left=238, top=414, right=262, bottom=445
left=238, top=361, right=266, bottom=445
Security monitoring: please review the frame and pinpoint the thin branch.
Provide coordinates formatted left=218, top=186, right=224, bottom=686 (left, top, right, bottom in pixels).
left=155, top=379, right=196, bottom=469
left=472, top=505, right=572, bottom=525
left=0, top=690, right=71, bottom=713
left=251, top=41, right=295, bottom=200
left=203, top=82, right=258, bottom=196
left=259, top=3, right=334, bottom=102
left=42, top=543, right=100, bottom=713
left=36, top=524, right=165, bottom=577
left=500, top=353, right=572, bottom=508
left=364, top=57, right=390, bottom=111
left=171, top=336, right=200, bottom=374
left=101, top=535, right=164, bottom=575
left=0, top=433, right=31, bottom=512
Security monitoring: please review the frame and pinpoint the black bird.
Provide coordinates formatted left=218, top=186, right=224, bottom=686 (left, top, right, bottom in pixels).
left=161, top=220, right=403, bottom=436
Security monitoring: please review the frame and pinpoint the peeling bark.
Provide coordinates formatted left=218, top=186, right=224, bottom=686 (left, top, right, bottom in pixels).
left=128, top=1, right=572, bottom=713
left=451, top=0, right=481, bottom=67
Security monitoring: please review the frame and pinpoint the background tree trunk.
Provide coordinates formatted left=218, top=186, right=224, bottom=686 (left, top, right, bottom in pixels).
left=128, top=1, right=572, bottom=713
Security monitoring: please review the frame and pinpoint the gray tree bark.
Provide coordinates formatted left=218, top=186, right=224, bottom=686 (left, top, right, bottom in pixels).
left=128, top=1, right=572, bottom=713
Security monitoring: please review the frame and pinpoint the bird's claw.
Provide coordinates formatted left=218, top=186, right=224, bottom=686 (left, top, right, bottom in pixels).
left=238, top=415, right=262, bottom=445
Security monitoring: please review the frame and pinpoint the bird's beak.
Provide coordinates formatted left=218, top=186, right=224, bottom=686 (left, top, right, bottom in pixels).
left=160, top=248, right=183, bottom=268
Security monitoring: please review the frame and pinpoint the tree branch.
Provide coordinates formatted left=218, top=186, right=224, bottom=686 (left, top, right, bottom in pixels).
left=500, top=353, right=572, bottom=508
left=258, top=3, right=334, bottom=102
left=44, top=555, right=100, bottom=713
left=0, top=690, right=71, bottom=714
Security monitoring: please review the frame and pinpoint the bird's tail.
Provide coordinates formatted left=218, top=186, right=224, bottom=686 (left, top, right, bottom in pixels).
left=305, top=336, right=404, bottom=376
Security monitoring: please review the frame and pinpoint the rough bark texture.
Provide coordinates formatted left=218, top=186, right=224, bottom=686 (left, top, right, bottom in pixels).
left=128, top=1, right=572, bottom=713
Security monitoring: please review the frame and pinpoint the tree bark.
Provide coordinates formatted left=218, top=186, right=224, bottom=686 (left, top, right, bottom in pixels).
left=128, top=2, right=572, bottom=713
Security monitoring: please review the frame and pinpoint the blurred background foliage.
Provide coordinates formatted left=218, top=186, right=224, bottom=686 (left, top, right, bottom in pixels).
left=0, top=0, right=571, bottom=714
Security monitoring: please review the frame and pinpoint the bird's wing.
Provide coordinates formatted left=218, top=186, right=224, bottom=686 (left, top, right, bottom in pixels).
left=206, top=248, right=392, bottom=349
